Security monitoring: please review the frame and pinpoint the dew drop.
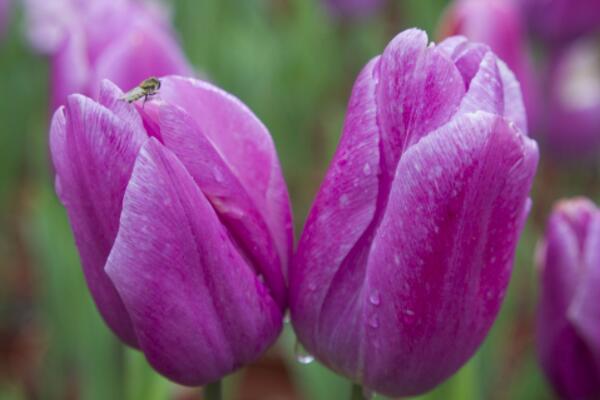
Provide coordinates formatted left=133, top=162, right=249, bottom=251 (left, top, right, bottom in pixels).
left=369, top=291, right=381, bottom=306
left=369, top=314, right=380, bottom=328
left=294, top=340, right=315, bottom=365
left=403, top=309, right=416, bottom=325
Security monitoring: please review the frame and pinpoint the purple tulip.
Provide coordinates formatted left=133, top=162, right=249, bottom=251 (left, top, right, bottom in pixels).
left=519, top=0, right=600, bottom=44
left=25, top=0, right=192, bottom=111
left=439, top=0, right=540, bottom=133
left=290, top=29, right=539, bottom=397
left=49, top=76, right=293, bottom=385
left=536, top=198, right=600, bottom=399
left=544, top=37, right=600, bottom=158
left=323, top=0, right=385, bottom=18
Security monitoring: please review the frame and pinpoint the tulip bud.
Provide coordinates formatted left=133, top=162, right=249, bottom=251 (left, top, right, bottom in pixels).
left=536, top=198, right=600, bottom=400
left=290, top=29, right=538, bottom=397
left=439, top=0, right=540, bottom=133
left=545, top=37, right=600, bottom=159
left=25, top=0, right=193, bottom=111
left=519, top=0, right=600, bottom=45
left=49, top=76, right=293, bottom=385
left=323, top=0, right=385, bottom=18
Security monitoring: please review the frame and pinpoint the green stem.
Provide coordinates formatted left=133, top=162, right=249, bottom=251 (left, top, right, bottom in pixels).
left=204, top=380, right=222, bottom=400
left=351, top=383, right=363, bottom=400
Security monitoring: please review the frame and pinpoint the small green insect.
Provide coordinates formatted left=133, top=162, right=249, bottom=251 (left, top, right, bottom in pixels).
left=120, top=77, right=161, bottom=104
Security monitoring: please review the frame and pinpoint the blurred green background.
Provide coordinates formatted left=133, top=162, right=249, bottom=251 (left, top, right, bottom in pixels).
left=0, top=0, right=589, bottom=398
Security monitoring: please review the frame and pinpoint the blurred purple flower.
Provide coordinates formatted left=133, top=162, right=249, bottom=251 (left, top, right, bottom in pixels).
left=290, top=29, right=538, bottom=397
left=439, top=0, right=540, bottom=133
left=25, top=0, right=192, bottom=111
left=536, top=198, right=600, bottom=399
left=0, top=0, right=9, bottom=38
left=49, top=76, right=293, bottom=385
left=544, top=37, right=600, bottom=158
left=324, top=0, right=384, bottom=18
left=519, top=0, right=600, bottom=44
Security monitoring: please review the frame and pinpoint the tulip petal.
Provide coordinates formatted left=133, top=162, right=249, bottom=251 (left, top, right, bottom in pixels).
left=536, top=199, right=600, bottom=398
left=50, top=94, right=148, bottom=346
left=497, top=60, right=527, bottom=134
left=360, top=112, right=537, bottom=395
left=457, top=52, right=504, bottom=117
left=157, top=76, right=293, bottom=274
left=291, top=57, right=381, bottom=358
left=376, top=28, right=465, bottom=167
left=158, top=103, right=286, bottom=309
left=303, top=112, right=537, bottom=396
left=106, top=139, right=283, bottom=386
left=568, top=212, right=600, bottom=367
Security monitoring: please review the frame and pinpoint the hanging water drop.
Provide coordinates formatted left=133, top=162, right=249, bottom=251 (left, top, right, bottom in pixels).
left=369, top=291, right=381, bottom=306
left=294, top=340, right=315, bottom=365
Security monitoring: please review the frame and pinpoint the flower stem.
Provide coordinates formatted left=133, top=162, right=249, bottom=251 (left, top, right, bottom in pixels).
left=351, top=383, right=364, bottom=400
left=204, top=380, right=222, bottom=400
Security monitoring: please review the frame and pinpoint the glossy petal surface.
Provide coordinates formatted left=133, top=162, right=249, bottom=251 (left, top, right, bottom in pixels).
left=106, top=139, right=282, bottom=386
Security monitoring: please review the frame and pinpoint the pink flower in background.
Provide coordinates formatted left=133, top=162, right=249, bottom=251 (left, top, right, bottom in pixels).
left=324, top=0, right=385, bottom=18
left=519, top=0, right=600, bottom=45
left=0, top=0, right=10, bottom=38
left=536, top=198, right=600, bottom=399
left=439, top=0, right=540, bottom=133
left=25, top=0, right=193, bottom=111
left=49, top=76, right=293, bottom=385
left=544, top=38, right=600, bottom=159
left=290, top=29, right=538, bottom=397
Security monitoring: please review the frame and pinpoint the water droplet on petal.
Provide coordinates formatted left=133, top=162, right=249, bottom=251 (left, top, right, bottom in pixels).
left=369, top=314, right=379, bottom=328
left=403, top=309, right=416, bottom=325
left=369, top=291, right=381, bottom=306
left=294, top=340, right=314, bottom=365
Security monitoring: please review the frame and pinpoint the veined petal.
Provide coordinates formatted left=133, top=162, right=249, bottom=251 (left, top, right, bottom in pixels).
left=50, top=93, right=147, bottom=346
left=106, top=139, right=282, bottom=386
left=158, top=104, right=286, bottom=309
left=376, top=28, right=465, bottom=166
left=339, top=112, right=536, bottom=396
left=290, top=57, right=381, bottom=358
left=156, top=76, right=293, bottom=275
